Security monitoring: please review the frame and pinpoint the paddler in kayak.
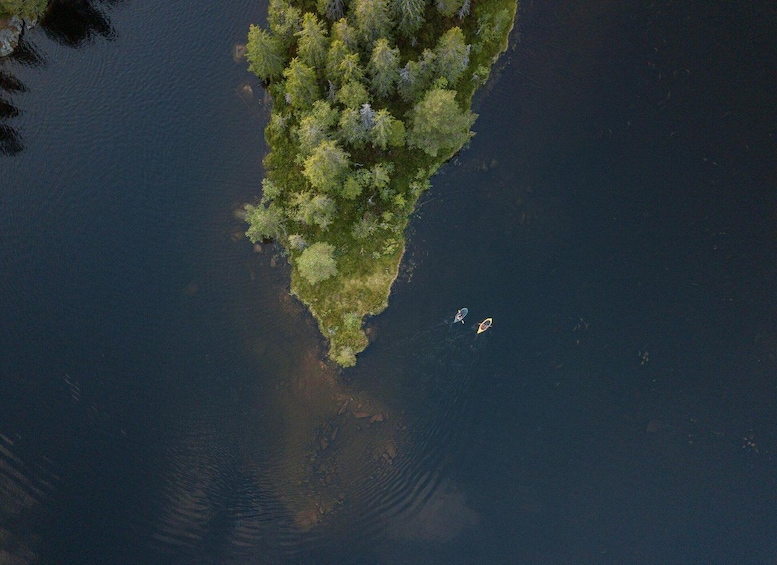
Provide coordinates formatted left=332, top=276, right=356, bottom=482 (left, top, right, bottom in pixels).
left=454, top=307, right=468, bottom=324
left=477, top=318, right=492, bottom=334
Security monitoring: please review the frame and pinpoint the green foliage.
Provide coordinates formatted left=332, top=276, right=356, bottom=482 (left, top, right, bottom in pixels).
left=368, top=38, right=400, bottom=98
left=474, top=8, right=514, bottom=51
left=325, top=40, right=350, bottom=84
left=293, top=192, right=337, bottom=229
left=268, top=0, right=302, bottom=46
left=435, top=0, right=464, bottom=17
left=0, top=0, right=47, bottom=19
left=407, top=88, right=477, bottom=157
left=338, top=52, right=365, bottom=84
left=391, top=0, right=425, bottom=38
left=342, top=174, right=363, bottom=199
left=331, top=18, right=358, bottom=50
left=317, top=0, right=346, bottom=21
left=288, top=233, right=308, bottom=250
left=296, top=100, right=339, bottom=155
left=370, top=162, right=392, bottom=189
left=296, top=12, right=329, bottom=68
left=370, top=109, right=405, bottom=149
left=434, top=27, right=470, bottom=85
left=351, top=214, right=379, bottom=239
left=260, top=178, right=283, bottom=203
left=245, top=203, right=283, bottom=242
left=283, top=58, right=320, bottom=109
left=353, top=0, right=391, bottom=45
left=336, top=80, right=369, bottom=109
left=302, top=139, right=351, bottom=193
left=397, top=49, right=437, bottom=102
left=297, top=242, right=338, bottom=284
left=246, top=25, right=287, bottom=81
left=338, top=107, right=369, bottom=147
left=333, top=346, right=357, bottom=367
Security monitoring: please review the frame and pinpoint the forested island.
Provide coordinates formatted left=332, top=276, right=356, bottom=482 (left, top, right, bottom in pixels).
left=244, top=0, right=517, bottom=366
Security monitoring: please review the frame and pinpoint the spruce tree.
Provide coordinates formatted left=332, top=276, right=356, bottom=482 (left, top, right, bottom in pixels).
left=434, top=27, right=470, bottom=85
left=283, top=58, right=319, bottom=109
left=392, top=0, right=425, bottom=39
left=368, top=38, right=400, bottom=98
left=296, top=12, right=329, bottom=69
left=353, top=0, right=391, bottom=46
left=246, top=25, right=286, bottom=81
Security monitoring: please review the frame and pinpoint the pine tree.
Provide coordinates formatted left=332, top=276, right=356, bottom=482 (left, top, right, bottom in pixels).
left=297, top=100, right=339, bottom=155
left=360, top=103, right=376, bottom=129
left=397, top=49, right=436, bottom=102
left=338, top=53, right=365, bottom=84
left=246, top=25, right=286, bottom=81
left=332, top=18, right=359, bottom=51
left=368, top=38, right=400, bottom=98
left=326, top=40, right=351, bottom=84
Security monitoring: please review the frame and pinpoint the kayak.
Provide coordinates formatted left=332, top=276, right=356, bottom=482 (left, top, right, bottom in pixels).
left=454, top=307, right=468, bottom=324
left=477, top=318, right=492, bottom=334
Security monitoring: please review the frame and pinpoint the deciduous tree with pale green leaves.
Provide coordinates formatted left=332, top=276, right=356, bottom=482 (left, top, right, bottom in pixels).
left=302, top=139, right=351, bottom=193
left=293, top=192, right=337, bottom=229
left=245, top=203, right=284, bottom=242
left=407, top=88, right=477, bottom=157
left=296, top=242, right=338, bottom=284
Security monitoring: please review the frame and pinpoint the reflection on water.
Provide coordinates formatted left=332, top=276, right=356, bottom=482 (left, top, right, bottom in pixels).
left=141, top=300, right=487, bottom=561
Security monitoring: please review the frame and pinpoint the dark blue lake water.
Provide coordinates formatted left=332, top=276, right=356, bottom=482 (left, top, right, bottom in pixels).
left=1, top=1, right=776, bottom=563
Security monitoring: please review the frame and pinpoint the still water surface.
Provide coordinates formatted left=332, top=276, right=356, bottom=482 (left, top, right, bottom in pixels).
left=1, top=1, right=776, bottom=563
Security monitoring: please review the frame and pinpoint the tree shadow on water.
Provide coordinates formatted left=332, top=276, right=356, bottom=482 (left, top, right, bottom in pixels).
left=40, top=0, right=122, bottom=47
left=1, top=0, right=123, bottom=155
